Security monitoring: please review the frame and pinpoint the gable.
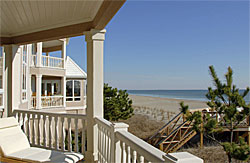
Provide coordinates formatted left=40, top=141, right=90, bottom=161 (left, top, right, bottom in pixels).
left=66, top=56, right=87, bottom=79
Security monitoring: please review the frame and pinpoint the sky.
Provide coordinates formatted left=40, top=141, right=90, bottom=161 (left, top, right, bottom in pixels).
left=66, top=1, right=249, bottom=90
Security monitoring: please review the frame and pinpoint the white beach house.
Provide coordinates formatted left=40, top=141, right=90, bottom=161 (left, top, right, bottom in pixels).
left=0, top=40, right=87, bottom=115
left=0, top=1, right=203, bottom=162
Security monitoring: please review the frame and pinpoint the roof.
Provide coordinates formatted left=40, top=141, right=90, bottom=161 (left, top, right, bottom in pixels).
left=66, top=56, right=87, bottom=79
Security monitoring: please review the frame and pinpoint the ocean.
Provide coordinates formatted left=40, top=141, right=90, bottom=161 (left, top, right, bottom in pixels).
left=127, top=90, right=250, bottom=103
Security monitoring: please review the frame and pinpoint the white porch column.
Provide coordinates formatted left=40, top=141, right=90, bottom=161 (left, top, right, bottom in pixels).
left=85, top=29, right=106, bottom=162
left=3, top=45, right=19, bottom=117
left=62, top=40, right=66, bottom=69
left=62, top=76, right=66, bottom=108
left=27, top=45, right=32, bottom=110
left=37, top=42, right=42, bottom=67
left=36, top=74, right=42, bottom=110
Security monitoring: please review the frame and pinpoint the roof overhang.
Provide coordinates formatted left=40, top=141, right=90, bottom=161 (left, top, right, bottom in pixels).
left=0, top=0, right=125, bottom=46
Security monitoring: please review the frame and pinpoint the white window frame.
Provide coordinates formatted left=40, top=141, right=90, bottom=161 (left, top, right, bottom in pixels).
left=21, top=45, right=28, bottom=102
left=0, top=46, right=5, bottom=109
left=66, top=80, right=81, bottom=102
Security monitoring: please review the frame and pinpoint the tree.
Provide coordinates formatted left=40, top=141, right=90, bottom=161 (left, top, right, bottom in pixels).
left=104, top=83, right=133, bottom=121
left=180, top=66, right=250, bottom=163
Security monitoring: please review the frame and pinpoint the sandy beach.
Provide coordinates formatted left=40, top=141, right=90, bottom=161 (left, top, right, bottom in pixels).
left=129, top=95, right=208, bottom=113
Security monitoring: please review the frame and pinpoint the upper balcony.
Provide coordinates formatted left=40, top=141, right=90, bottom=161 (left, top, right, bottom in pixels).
left=30, top=39, right=67, bottom=70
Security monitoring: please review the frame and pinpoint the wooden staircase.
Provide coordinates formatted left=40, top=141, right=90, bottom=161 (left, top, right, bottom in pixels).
left=148, top=111, right=250, bottom=153
left=147, top=112, right=197, bottom=153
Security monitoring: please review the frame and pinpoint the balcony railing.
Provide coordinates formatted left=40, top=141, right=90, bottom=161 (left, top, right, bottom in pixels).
left=41, top=96, right=63, bottom=108
left=30, top=55, right=64, bottom=69
left=42, top=55, right=63, bottom=68
left=13, top=109, right=86, bottom=155
left=12, top=110, right=175, bottom=162
left=31, top=96, right=64, bottom=109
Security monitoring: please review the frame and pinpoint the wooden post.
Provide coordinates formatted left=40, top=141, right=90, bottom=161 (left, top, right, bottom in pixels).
left=247, top=116, right=250, bottom=126
left=235, top=131, right=239, bottom=142
left=159, top=143, right=163, bottom=151
left=200, top=111, right=204, bottom=149
left=248, top=132, right=250, bottom=147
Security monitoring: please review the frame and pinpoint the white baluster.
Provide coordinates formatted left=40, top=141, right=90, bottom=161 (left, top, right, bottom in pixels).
left=127, top=146, right=131, bottom=163
left=43, top=115, right=46, bottom=148
left=107, top=131, right=111, bottom=162
left=22, top=113, right=26, bottom=133
left=68, top=118, right=72, bottom=152
left=49, top=116, right=52, bottom=149
left=32, top=114, right=35, bottom=145
left=98, top=125, right=101, bottom=161
left=27, top=113, right=30, bottom=142
left=132, top=151, right=137, bottom=163
left=139, top=155, right=144, bottom=163
left=55, top=116, right=59, bottom=150
left=37, top=114, right=41, bottom=146
left=61, top=116, right=65, bottom=151
left=122, top=142, right=126, bottom=163
left=103, top=127, right=106, bottom=162
left=74, top=118, right=78, bottom=152
left=81, top=119, right=85, bottom=154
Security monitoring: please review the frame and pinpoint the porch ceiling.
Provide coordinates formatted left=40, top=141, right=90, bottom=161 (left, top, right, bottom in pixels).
left=0, top=0, right=125, bottom=45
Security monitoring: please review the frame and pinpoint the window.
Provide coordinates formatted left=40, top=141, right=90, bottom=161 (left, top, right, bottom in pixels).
left=66, top=80, right=81, bottom=101
left=22, top=45, right=28, bottom=101
left=0, top=47, right=4, bottom=108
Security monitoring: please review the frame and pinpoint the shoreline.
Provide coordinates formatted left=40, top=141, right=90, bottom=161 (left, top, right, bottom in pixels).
left=129, top=94, right=208, bottom=113
left=129, top=94, right=208, bottom=102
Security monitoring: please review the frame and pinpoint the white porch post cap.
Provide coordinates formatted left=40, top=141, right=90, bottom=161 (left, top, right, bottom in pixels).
left=111, top=122, right=129, bottom=131
left=85, top=29, right=106, bottom=42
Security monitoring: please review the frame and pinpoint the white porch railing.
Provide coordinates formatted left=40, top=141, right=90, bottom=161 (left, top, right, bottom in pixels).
left=42, top=55, right=63, bottom=68
left=95, top=117, right=174, bottom=163
left=41, top=96, right=64, bottom=108
left=12, top=110, right=177, bottom=162
left=13, top=109, right=86, bottom=155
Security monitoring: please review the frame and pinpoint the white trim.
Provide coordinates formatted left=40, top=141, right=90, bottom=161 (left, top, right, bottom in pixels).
left=21, top=45, right=28, bottom=102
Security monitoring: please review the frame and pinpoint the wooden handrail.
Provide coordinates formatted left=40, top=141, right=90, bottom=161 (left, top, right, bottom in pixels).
left=148, top=112, right=183, bottom=140
left=157, top=120, right=190, bottom=146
